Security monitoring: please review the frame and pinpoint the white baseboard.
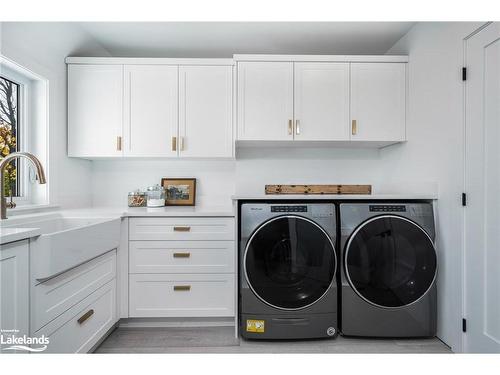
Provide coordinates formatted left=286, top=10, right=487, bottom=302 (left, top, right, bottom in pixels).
left=118, top=317, right=235, bottom=328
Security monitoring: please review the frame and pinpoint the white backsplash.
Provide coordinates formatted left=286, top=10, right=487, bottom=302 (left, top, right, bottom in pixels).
left=90, top=159, right=236, bottom=207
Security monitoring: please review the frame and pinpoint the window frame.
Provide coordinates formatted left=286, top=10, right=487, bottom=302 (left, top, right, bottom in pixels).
left=1, top=66, right=31, bottom=205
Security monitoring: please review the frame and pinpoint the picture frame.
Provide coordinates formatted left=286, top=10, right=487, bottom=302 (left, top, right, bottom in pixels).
left=161, top=178, right=197, bottom=206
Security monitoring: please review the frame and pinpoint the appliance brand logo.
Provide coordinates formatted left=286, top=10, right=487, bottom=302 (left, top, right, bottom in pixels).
left=0, top=329, right=49, bottom=352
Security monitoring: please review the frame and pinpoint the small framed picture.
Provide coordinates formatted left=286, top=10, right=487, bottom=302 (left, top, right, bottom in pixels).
left=161, top=178, right=197, bottom=206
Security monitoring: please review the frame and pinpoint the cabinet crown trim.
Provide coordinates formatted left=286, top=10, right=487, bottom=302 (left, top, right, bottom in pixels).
left=65, top=57, right=235, bottom=65
left=233, top=54, right=408, bottom=63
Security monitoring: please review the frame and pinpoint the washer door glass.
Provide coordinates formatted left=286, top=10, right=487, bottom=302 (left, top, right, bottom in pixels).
left=345, top=215, right=437, bottom=308
left=244, top=216, right=336, bottom=310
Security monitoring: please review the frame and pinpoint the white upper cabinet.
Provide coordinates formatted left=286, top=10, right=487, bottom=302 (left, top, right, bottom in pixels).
left=237, top=62, right=294, bottom=141
left=67, top=56, right=407, bottom=157
left=67, top=59, right=234, bottom=159
left=179, top=66, right=233, bottom=158
left=124, top=65, right=178, bottom=157
left=294, top=63, right=350, bottom=141
left=68, top=64, right=123, bottom=157
left=236, top=58, right=406, bottom=145
left=350, top=63, right=406, bottom=142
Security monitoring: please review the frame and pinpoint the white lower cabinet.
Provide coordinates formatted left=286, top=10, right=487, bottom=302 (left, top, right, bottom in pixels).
left=32, top=251, right=116, bottom=332
left=36, top=280, right=116, bottom=353
left=0, top=240, right=29, bottom=352
left=129, top=217, right=234, bottom=241
left=32, top=250, right=118, bottom=353
left=129, top=241, right=234, bottom=274
left=129, top=274, right=234, bottom=317
left=128, top=216, right=236, bottom=319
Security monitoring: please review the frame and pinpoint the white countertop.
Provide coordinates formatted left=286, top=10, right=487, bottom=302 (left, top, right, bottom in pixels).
left=61, top=205, right=235, bottom=218
left=124, top=205, right=234, bottom=217
left=231, top=193, right=438, bottom=200
left=0, top=204, right=235, bottom=245
left=0, top=227, right=41, bottom=245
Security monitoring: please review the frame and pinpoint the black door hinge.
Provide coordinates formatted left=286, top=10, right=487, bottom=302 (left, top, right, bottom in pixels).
left=462, top=193, right=467, bottom=206
left=462, top=67, right=467, bottom=81
left=462, top=318, right=467, bottom=332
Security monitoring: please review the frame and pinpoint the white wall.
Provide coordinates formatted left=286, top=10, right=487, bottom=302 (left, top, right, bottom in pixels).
left=235, top=147, right=437, bottom=196
left=0, top=22, right=111, bottom=208
left=382, top=22, right=484, bottom=352
left=91, top=160, right=236, bottom=207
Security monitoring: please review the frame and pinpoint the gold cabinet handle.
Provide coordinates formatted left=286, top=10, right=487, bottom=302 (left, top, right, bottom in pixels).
left=173, top=285, right=191, bottom=291
left=352, top=120, right=357, bottom=135
left=288, top=119, right=293, bottom=135
left=171, top=136, right=177, bottom=151
left=116, top=136, right=122, bottom=151
left=180, top=136, right=185, bottom=151
left=295, top=120, right=301, bottom=135
left=77, top=309, right=94, bottom=325
left=173, top=252, right=191, bottom=258
left=173, top=226, right=191, bottom=232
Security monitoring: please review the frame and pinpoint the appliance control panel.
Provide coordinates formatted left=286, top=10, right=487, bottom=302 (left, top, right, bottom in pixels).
left=369, top=205, right=407, bottom=212
left=271, top=205, right=307, bottom=213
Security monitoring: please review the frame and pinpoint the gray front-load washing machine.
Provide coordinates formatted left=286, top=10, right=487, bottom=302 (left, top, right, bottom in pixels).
left=239, top=202, right=338, bottom=340
left=339, top=202, right=437, bottom=337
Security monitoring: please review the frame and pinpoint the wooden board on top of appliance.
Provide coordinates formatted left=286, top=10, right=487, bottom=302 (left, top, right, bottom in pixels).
left=265, top=184, right=372, bottom=195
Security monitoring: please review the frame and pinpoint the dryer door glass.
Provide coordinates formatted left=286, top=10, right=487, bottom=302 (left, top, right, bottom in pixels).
left=345, top=215, right=437, bottom=308
left=244, top=216, right=336, bottom=310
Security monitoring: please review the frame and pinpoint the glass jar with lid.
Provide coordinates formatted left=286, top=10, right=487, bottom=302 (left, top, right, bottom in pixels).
left=128, top=190, right=146, bottom=207
left=146, top=184, right=166, bottom=207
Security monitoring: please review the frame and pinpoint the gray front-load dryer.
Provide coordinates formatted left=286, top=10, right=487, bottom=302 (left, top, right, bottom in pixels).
left=339, top=202, right=437, bottom=337
left=239, top=202, right=338, bottom=340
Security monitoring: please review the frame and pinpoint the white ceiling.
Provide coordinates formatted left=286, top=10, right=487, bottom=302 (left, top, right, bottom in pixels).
left=77, top=22, right=415, bottom=57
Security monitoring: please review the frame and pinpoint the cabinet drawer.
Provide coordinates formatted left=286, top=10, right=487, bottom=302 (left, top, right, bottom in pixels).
left=130, top=241, right=235, bottom=274
left=32, top=251, right=116, bottom=332
left=129, top=274, right=235, bottom=318
left=129, top=217, right=234, bottom=241
left=36, top=280, right=116, bottom=353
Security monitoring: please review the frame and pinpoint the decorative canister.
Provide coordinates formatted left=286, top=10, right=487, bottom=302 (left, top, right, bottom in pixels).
left=146, top=184, right=166, bottom=207
left=128, top=190, right=147, bottom=207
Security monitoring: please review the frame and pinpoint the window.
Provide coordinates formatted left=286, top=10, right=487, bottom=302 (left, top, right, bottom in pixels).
left=0, top=75, right=21, bottom=198
left=1, top=58, right=48, bottom=208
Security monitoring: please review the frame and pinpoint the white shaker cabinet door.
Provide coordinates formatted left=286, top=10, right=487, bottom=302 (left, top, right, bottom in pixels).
left=294, top=62, right=350, bottom=141
left=179, top=66, right=233, bottom=158
left=350, top=63, right=406, bottom=142
left=237, top=62, right=294, bottom=141
left=124, top=65, right=179, bottom=157
left=0, top=240, right=29, bottom=351
left=68, top=64, right=124, bottom=157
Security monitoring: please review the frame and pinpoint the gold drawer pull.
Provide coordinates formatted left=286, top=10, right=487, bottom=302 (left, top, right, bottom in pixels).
left=173, top=226, right=191, bottom=232
left=77, top=309, right=94, bottom=325
left=351, top=119, right=357, bottom=135
left=116, top=136, right=122, bottom=151
left=173, top=285, right=191, bottom=291
left=173, top=252, right=191, bottom=258
left=171, top=136, right=177, bottom=151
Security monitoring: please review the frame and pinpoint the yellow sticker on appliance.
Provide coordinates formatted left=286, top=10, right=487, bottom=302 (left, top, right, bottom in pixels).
left=246, top=319, right=265, bottom=333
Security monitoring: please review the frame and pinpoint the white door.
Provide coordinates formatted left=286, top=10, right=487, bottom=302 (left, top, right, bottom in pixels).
left=124, top=65, right=178, bottom=157
left=464, top=22, right=500, bottom=353
left=179, top=66, right=233, bottom=158
left=350, top=63, right=406, bottom=142
left=68, top=64, right=123, bottom=157
left=237, top=62, right=293, bottom=141
left=0, top=240, right=29, bottom=353
left=294, top=63, right=350, bottom=141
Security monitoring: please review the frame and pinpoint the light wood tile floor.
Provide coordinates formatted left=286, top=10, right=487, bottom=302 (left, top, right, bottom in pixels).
left=95, top=326, right=452, bottom=354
